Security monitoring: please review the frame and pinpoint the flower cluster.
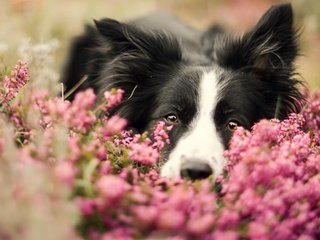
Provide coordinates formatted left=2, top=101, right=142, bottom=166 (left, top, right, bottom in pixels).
left=0, top=59, right=29, bottom=105
left=303, top=90, right=320, bottom=143
left=103, top=88, right=125, bottom=109
left=127, top=121, right=173, bottom=167
left=223, top=113, right=320, bottom=239
left=152, top=121, right=173, bottom=151
left=1, top=60, right=320, bottom=240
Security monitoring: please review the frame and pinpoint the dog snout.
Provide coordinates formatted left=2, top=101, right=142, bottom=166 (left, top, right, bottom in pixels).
left=180, top=159, right=213, bottom=180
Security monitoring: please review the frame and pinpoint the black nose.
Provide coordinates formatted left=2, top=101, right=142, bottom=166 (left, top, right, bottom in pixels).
left=180, top=160, right=213, bottom=180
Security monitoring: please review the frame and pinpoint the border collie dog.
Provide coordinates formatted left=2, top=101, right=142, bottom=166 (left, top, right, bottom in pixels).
left=62, top=3, right=303, bottom=180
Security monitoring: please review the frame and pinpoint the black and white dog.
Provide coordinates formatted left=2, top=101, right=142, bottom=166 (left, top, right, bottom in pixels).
left=62, top=4, right=304, bottom=180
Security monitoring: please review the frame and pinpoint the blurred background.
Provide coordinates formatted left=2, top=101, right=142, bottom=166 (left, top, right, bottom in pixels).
left=1, top=0, right=319, bottom=89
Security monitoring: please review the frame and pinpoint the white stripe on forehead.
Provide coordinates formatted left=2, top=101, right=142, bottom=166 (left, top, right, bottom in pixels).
left=199, top=70, right=218, bottom=119
left=161, top=70, right=226, bottom=178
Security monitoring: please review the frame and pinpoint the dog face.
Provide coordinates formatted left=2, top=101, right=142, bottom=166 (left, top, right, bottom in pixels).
left=62, top=4, right=303, bottom=180
left=157, top=70, right=226, bottom=179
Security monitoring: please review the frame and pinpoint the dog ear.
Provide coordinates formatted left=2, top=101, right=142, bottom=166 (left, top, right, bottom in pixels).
left=94, top=18, right=181, bottom=62
left=216, top=3, right=299, bottom=70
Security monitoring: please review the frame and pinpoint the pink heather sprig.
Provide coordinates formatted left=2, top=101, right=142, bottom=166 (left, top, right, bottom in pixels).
left=5, top=100, right=33, bottom=145
left=303, top=90, right=320, bottom=144
left=32, top=90, right=68, bottom=128
left=99, top=115, right=127, bottom=139
left=65, top=88, right=97, bottom=133
left=126, top=121, right=173, bottom=166
left=113, top=130, right=134, bottom=147
left=103, top=88, right=125, bottom=109
left=95, top=175, right=131, bottom=202
left=152, top=121, right=173, bottom=151
left=128, top=134, right=160, bottom=166
left=1, top=60, right=29, bottom=105
left=32, top=88, right=96, bottom=133
left=127, top=122, right=173, bottom=166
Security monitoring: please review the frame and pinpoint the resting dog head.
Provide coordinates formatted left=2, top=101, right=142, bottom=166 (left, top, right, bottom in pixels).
left=62, top=4, right=304, bottom=180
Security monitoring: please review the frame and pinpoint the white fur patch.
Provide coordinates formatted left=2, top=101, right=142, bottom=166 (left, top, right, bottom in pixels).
left=160, top=70, right=226, bottom=179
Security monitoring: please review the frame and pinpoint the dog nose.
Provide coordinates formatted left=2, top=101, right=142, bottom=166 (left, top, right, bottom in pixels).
left=180, top=160, right=213, bottom=180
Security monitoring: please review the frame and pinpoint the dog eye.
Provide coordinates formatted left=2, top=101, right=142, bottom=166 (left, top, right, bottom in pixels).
left=227, top=120, right=239, bottom=131
left=164, top=114, right=179, bottom=125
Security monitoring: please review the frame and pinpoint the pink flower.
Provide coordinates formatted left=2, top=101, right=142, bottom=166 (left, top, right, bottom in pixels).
left=54, top=161, right=76, bottom=186
left=248, top=222, right=269, bottom=239
left=73, top=88, right=96, bottom=109
left=216, top=209, right=240, bottom=230
left=103, top=88, right=124, bottom=109
left=156, top=209, right=185, bottom=231
left=99, top=161, right=112, bottom=176
left=210, top=230, right=238, bottom=240
left=63, top=89, right=97, bottom=133
left=128, top=142, right=159, bottom=165
left=152, top=121, right=173, bottom=151
left=67, top=136, right=81, bottom=162
left=132, top=205, right=158, bottom=226
left=95, top=175, right=130, bottom=201
left=99, top=115, right=127, bottom=138
left=101, top=229, right=132, bottom=240
left=66, top=107, right=96, bottom=133
left=113, top=130, right=134, bottom=147
left=77, top=198, right=96, bottom=216
left=1, top=60, right=30, bottom=104
left=303, top=90, right=320, bottom=143
left=165, top=237, right=186, bottom=240
left=187, top=214, right=214, bottom=235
